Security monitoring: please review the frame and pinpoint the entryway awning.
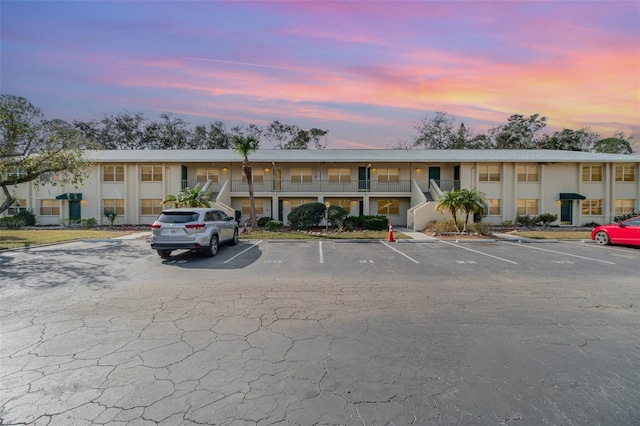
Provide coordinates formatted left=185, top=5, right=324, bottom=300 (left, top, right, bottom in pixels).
left=56, top=193, right=83, bottom=200
left=559, top=193, right=585, bottom=200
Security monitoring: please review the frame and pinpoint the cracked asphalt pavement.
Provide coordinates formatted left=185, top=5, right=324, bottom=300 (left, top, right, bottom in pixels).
left=1, top=237, right=639, bottom=425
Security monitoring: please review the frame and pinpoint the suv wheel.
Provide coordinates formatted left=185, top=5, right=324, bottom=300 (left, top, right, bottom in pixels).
left=157, top=249, right=172, bottom=258
left=204, top=235, right=218, bottom=257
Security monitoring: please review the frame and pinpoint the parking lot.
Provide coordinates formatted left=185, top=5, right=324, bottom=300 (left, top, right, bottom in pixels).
left=1, top=237, right=639, bottom=425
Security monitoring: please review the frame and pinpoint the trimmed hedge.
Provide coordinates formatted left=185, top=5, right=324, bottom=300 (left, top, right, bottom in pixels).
left=287, top=202, right=326, bottom=229
left=342, top=215, right=389, bottom=231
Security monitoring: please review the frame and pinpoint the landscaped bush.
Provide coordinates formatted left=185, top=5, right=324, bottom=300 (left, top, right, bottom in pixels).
left=81, top=218, right=98, bottom=228
left=583, top=221, right=600, bottom=228
left=265, top=220, right=283, bottom=232
left=287, top=202, right=326, bottom=229
left=327, top=205, right=348, bottom=227
left=424, top=219, right=465, bottom=234
left=1, top=216, right=26, bottom=229
left=257, top=216, right=274, bottom=227
left=515, top=215, right=536, bottom=228
left=343, top=215, right=389, bottom=231
left=500, top=220, right=514, bottom=227
left=614, top=210, right=640, bottom=222
left=535, top=213, right=557, bottom=228
left=469, top=221, right=493, bottom=236
left=15, top=209, right=37, bottom=226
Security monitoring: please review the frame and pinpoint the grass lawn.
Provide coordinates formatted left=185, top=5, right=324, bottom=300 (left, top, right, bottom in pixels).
left=509, top=230, right=592, bottom=240
left=0, top=229, right=136, bottom=250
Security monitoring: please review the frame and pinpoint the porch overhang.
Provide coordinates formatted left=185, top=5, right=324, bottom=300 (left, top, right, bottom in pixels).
left=56, top=193, right=83, bottom=200
left=559, top=193, right=585, bottom=200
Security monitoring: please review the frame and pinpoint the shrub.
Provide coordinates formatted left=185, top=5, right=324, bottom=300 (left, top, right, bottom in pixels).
left=614, top=210, right=640, bottom=222
left=257, top=216, right=274, bottom=227
left=515, top=215, right=536, bottom=228
left=287, top=202, right=326, bottom=229
left=15, top=209, right=36, bottom=226
left=583, top=221, right=600, bottom=228
left=81, top=217, right=98, bottom=228
left=362, top=216, right=388, bottom=231
left=265, top=220, right=283, bottom=232
left=1, top=216, right=26, bottom=229
left=500, top=220, right=514, bottom=227
left=535, top=213, right=557, bottom=228
left=327, top=205, right=348, bottom=227
left=104, top=210, right=117, bottom=226
left=469, top=221, right=493, bottom=236
left=425, top=219, right=465, bottom=234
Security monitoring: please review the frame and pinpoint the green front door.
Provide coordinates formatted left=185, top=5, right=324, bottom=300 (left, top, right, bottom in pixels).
left=69, top=200, right=81, bottom=220
left=358, top=167, right=370, bottom=191
left=428, top=167, right=441, bottom=190
left=560, top=200, right=572, bottom=225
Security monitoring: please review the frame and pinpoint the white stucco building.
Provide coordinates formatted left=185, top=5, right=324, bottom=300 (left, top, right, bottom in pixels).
left=3, top=149, right=639, bottom=229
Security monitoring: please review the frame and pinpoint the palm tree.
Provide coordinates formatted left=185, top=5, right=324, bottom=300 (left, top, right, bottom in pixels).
left=435, top=190, right=462, bottom=232
left=457, top=188, right=487, bottom=233
left=163, top=183, right=212, bottom=208
left=232, top=134, right=260, bottom=229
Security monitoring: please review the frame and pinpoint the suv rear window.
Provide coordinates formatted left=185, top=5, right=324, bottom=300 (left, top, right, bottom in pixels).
left=157, top=212, right=199, bottom=223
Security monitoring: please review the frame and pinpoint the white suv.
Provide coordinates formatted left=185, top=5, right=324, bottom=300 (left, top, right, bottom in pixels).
left=150, top=208, right=239, bottom=258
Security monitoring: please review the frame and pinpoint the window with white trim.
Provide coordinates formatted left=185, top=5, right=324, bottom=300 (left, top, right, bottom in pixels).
left=242, top=199, right=264, bottom=215
left=517, top=165, right=538, bottom=182
left=479, top=165, right=500, bottom=182
left=582, top=165, right=602, bottom=182
left=141, top=165, right=162, bottom=182
left=614, top=199, right=635, bottom=216
left=376, top=168, right=399, bottom=183
left=615, top=165, right=635, bottom=182
left=486, top=199, right=501, bottom=215
left=517, top=199, right=538, bottom=216
left=290, top=168, right=313, bottom=183
left=242, top=169, right=263, bottom=184
left=141, top=199, right=163, bottom=215
left=289, top=199, right=315, bottom=210
left=103, top=199, right=125, bottom=216
left=582, top=199, right=602, bottom=215
left=377, top=199, right=399, bottom=215
left=8, top=199, right=27, bottom=215
left=39, top=200, right=60, bottom=216
left=103, top=165, right=124, bottom=182
left=328, top=168, right=351, bottom=183
left=196, top=168, right=218, bottom=183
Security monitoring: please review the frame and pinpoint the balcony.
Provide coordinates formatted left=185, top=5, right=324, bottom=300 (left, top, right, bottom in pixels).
left=230, top=179, right=411, bottom=193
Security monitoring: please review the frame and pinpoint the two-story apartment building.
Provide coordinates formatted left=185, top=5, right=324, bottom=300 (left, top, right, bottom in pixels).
left=3, top=149, right=639, bottom=230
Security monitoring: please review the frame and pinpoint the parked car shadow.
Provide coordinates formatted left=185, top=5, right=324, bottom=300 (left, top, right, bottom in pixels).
left=159, top=241, right=263, bottom=270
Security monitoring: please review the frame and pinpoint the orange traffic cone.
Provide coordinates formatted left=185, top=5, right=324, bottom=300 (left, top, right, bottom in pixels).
left=387, top=223, right=395, bottom=242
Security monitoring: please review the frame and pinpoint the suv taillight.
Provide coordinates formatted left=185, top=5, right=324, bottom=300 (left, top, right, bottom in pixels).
left=150, top=224, right=161, bottom=229
left=185, top=223, right=206, bottom=229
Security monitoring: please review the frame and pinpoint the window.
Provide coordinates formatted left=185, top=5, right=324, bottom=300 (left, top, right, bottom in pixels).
left=376, top=168, right=399, bottom=183
left=103, top=199, right=124, bottom=216
left=141, top=199, right=163, bottom=215
left=140, top=165, right=162, bottom=182
left=241, top=199, right=264, bottom=215
left=582, top=199, right=602, bottom=215
left=377, top=199, right=399, bottom=215
left=4, top=167, right=26, bottom=180
left=291, top=168, right=313, bottom=183
left=615, top=165, right=635, bottom=182
left=614, top=199, right=635, bottom=216
left=328, top=168, right=351, bottom=183
left=242, top=169, right=263, bottom=184
left=517, top=165, right=538, bottom=182
left=582, top=165, right=602, bottom=182
left=39, top=199, right=60, bottom=216
left=103, top=165, right=124, bottom=182
left=517, top=199, right=538, bottom=216
left=8, top=199, right=27, bottom=215
left=479, top=165, right=500, bottom=182
left=486, top=199, right=501, bottom=216
left=328, top=199, right=353, bottom=210
left=289, top=199, right=315, bottom=210
left=196, top=168, right=218, bottom=183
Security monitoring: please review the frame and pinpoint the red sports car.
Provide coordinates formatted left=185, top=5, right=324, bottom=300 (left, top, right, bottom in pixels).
left=591, top=216, right=640, bottom=247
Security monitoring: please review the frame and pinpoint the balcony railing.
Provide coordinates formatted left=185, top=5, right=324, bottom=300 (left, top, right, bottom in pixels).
left=430, top=180, right=460, bottom=192
left=230, top=179, right=411, bottom=193
left=182, top=180, right=224, bottom=191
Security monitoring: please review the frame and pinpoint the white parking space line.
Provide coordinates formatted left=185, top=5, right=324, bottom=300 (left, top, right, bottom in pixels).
left=439, top=240, right=518, bottom=264
left=224, top=240, right=263, bottom=264
left=505, top=241, right=615, bottom=265
left=380, top=242, right=420, bottom=264
left=319, top=241, right=324, bottom=264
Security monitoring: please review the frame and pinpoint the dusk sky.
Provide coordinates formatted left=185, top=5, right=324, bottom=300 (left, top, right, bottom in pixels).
left=2, top=1, right=639, bottom=149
